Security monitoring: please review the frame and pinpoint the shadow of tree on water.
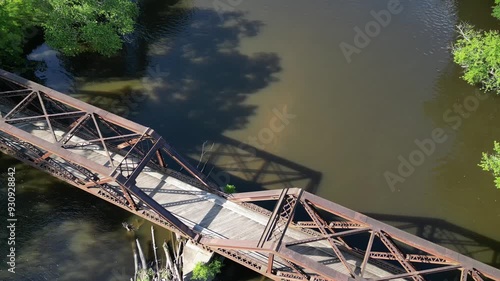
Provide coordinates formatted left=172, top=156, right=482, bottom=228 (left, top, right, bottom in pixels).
left=68, top=7, right=281, bottom=152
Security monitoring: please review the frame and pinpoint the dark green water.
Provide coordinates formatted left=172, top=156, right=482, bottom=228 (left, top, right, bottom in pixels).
left=1, top=0, right=500, bottom=280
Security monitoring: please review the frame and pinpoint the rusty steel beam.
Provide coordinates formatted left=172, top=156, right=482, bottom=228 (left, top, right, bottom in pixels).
left=267, top=253, right=275, bottom=274
left=117, top=137, right=141, bottom=149
left=0, top=88, right=32, bottom=96
left=0, top=119, right=113, bottom=176
left=0, top=70, right=150, bottom=134
left=282, top=259, right=309, bottom=280
left=3, top=91, right=36, bottom=119
left=299, top=192, right=500, bottom=281
left=377, top=231, right=425, bottom=281
left=35, top=91, right=58, bottom=142
left=301, top=201, right=356, bottom=278
left=369, top=251, right=451, bottom=265
left=461, top=269, right=469, bottom=281
left=1, top=70, right=500, bottom=281
left=285, top=227, right=371, bottom=247
left=63, top=133, right=141, bottom=149
left=373, top=265, right=461, bottom=281
left=276, top=270, right=306, bottom=280
left=229, top=188, right=302, bottom=202
left=123, top=137, right=165, bottom=185
left=0, top=119, right=197, bottom=239
left=268, top=191, right=301, bottom=249
left=5, top=110, right=86, bottom=124
left=257, top=189, right=289, bottom=248
left=60, top=113, right=91, bottom=144
left=295, top=221, right=364, bottom=229
left=360, top=230, right=376, bottom=278
left=90, top=113, right=115, bottom=168
left=119, top=184, right=138, bottom=210
left=471, top=270, right=485, bottom=281
left=277, top=246, right=352, bottom=281
left=161, top=144, right=216, bottom=191
left=83, top=177, right=114, bottom=187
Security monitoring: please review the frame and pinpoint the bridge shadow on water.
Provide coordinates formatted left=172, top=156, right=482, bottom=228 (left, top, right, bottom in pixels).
left=181, top=135, right=323, bottom=194
left=366, top=213, right=500, bottom=269
left=62, top=2, right=314, bottom=234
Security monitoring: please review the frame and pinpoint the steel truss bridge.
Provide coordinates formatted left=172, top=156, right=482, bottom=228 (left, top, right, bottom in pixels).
left=0, top=69, right=499, bottom=281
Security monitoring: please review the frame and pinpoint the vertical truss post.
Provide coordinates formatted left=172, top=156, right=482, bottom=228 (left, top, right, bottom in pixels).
left=35, top=91, right=58, bottom=142
left=359, top=230, right=376, bottom=278
left=267, top=253, right=274, bottom=274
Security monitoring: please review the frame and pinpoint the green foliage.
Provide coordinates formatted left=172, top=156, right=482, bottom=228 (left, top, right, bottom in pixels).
left=452, top=24, right=500, bottom=94
left=0, top=0, right=138, bottom=68
left=0, top=0, right=39, bottom=66
left=224, top=184, right=236, bottom=194
left=479, top=141, right=500, bottom=189
left=493, top=0, right=500, bottom=20
left=41, top=0, right=138, bottom=56
left=192, top=259, right=223, bottom=281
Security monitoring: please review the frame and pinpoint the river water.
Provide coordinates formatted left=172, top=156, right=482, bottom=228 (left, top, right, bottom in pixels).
left=1, top=0, right=500, bottom=280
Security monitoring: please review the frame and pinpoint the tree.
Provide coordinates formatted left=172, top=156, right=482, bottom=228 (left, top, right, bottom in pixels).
left=452, top=24, right=500, bottom=94
left=192, top=259, right=223, bottom=281
left=41, top=0, right=138, bottom=56
left=0, top=0, right=138, bottom=69
left=479, top=141, right=500, bottom=189
left=492, top=0, right=500, bottom=20
left=0, top=0, right=38, bottom=66
left=452, top=0, right=500, bottom=94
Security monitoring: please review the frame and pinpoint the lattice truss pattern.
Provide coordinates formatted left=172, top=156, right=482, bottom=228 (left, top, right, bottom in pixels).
left=0, top=70, right=499, bottom=281
left=0, top=70, right=220, bottom=237
left=202, top=188, right=500, bottom=281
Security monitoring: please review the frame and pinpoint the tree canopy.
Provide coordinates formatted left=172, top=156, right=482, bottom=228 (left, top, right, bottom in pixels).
left=453, top=1, right=500, bottom=189
left=0, top=0, right=38, bottom=66
left=492, top=0, right=500, bottom=20
left=452, top=1, right=500, bottom=94
left=453, top=24, right=500, bottom=93
left=0, top=0, right=138, bottom=67
left=41, top=0, right=138, bottom=56
left=479, top=141, right=500, bottom=189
